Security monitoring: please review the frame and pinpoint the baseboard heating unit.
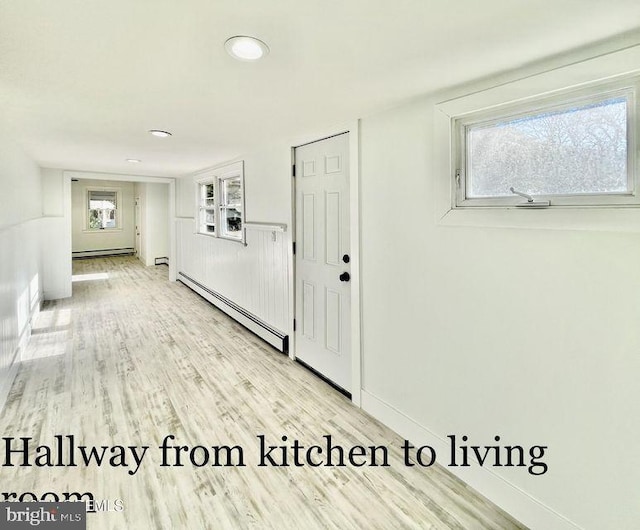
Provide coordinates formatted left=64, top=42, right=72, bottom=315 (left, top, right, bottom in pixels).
left=177, top=271, right=289, bottom=354
left=73, top=248, right=135, bottom=259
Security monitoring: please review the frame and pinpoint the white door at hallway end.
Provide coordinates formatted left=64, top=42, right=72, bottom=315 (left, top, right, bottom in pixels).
left=294, top=132, right=351, bottom=392
left=134, top=197, right=141, bottom=259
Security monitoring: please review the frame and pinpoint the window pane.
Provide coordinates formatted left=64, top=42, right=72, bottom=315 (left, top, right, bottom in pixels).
left=105, top=210, right=116, bottom=228
left=466, top=96, right=628, bottom=198
left=221, top=207, right=242, bottom=237
left=200, top=208, right=215, bottom=233
left=199, top=181, right=215, bottom=234
left=88, top=209, right=101, bottom=229
left=88, top=191, right=117, bottom=209
left=89, top=209, right=116, bottom=229
left=202, top=183, right=215, bottom=207
left=205, top=210, right=216, bottom=232
left=222, top=178, right=242, bottom=206
left=89, top=199, right=117, bottom=209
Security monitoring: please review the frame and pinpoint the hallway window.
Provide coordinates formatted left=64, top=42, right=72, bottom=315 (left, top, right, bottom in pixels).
left=196, top=161, right=245, bottom=243
left=88, top=189, right=119, bottom=229
left=451, top=78, right=639, bottom=208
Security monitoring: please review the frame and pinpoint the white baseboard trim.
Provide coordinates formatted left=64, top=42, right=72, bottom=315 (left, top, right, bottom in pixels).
left=360, top=390, right=582, bottom=530
left=44, top=288, right=72, bottom=301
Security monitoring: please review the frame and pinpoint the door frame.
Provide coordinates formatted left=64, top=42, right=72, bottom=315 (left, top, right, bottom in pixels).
left=290, top=120, right=362, bottom=406
left=134, top=196, right=142, bottom=261
left=62, top=171, right=177, bottom=289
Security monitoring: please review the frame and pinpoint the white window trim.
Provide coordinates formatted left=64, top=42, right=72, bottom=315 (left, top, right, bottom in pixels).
left=194, top=161, right=245, bottom=244
left=84, top=187, right=122, bottom=232
left=455, top=81, right=637, bottom=208
left=434, top=44, right=640, bottom=232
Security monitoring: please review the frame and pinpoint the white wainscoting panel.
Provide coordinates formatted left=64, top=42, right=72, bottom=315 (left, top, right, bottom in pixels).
left=41, top=216, right=73, bottom=300
left=176, top=219, right=290, bottom=336
left=0, top=218, right=42, bottom=411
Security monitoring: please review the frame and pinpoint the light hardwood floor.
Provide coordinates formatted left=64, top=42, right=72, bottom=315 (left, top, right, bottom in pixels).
left=1, top=257, right=526, bottom=529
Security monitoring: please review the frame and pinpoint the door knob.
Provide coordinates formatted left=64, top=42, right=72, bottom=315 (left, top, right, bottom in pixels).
left=339, top=272, right=350, bottom=282
left=342, top=254, right=350, bottom=263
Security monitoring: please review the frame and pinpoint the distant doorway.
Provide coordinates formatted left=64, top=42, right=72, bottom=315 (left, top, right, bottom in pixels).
left=134, top=197, right=142, bottom=259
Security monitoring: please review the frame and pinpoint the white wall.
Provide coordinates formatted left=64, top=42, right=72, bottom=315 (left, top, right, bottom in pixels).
left=41, top=168, right=72, bottom=300
left=0, top=132, right=42, bottom=410
left=358, top=85, right=640, bottom=529
left=134, top=182, right=169, bottom=266
left=71, top=179, right=134, bottom=253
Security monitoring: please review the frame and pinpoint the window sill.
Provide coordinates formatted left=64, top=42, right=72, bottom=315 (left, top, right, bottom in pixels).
left=219, top=234, right=245, bottom=245
left=83, top=228, right=123, bottom=233
left=196, top=231, right=246, bottom=245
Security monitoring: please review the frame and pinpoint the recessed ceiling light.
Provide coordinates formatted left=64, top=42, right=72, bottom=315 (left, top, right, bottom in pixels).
left=126, top=159, right=141, bottom=163
left=149, top=130, right=172, bottom=137
left=225, top=36, right=269, bottom=61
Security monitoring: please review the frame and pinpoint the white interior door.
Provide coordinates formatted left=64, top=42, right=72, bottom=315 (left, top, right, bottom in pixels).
left=134, top=198, right=142, bottom=259
left=295, top=133, right=351, bottom=392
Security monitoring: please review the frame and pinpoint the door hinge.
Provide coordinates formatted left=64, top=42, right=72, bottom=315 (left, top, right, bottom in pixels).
left=292, top=164, right=296, bottom=177
left=293, top=319, right=296, bottom=331
left=293, top=241, right=296, bottom=255
left=455, top=169, right=461, bottom=188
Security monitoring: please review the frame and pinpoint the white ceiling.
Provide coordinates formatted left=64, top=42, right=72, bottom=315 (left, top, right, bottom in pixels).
left=2, top=0, right=640, bottom=177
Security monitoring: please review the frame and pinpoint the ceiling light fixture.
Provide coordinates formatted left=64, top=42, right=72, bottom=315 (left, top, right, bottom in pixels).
left=225, top=36, right=269, bottom=61
left=149, top=130, right=172, bottom=137
left=126, top=159, right=141, bottom=163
